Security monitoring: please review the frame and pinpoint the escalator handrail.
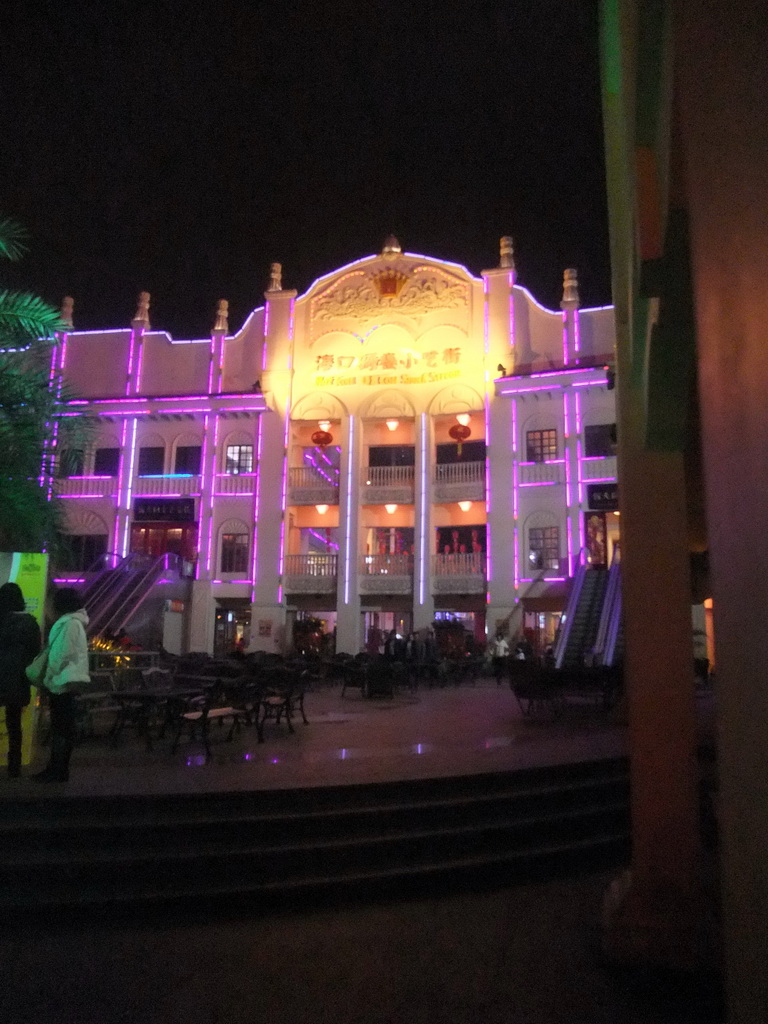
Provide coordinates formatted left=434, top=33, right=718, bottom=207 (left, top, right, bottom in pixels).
left=553, top=548, right=588, bottom=669
left=93, top=553, right=181, bottom=637
left=86, top=553, right=159, bottom=635
left=592, top=546, right=622, bottom=664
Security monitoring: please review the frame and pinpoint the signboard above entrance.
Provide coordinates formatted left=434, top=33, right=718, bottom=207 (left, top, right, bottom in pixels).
left=134, top=498, right=195, bottom=522
left=587, top=483, right=619, bottom=511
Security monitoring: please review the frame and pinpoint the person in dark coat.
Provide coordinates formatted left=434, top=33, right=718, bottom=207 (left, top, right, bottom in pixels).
left=0, top=582, right=42, bottom=778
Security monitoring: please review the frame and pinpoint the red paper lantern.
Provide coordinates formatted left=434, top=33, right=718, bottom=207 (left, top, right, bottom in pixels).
left=448, top=423, right=471, bottom=456
left=311, top=429, right=333, bottom=447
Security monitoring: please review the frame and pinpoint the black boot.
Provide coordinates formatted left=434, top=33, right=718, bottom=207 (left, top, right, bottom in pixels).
left=7, top=748, right=21, bottom=779
left=32, top=736, right=71, bottom=782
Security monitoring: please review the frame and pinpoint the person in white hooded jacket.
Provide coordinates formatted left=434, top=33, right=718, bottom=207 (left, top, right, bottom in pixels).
left=33, top=588, right=90, bottom=783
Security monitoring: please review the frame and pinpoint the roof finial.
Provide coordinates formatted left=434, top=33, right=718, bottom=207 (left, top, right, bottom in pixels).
left=382, top=235, right=402, bottom=258
left=132, top=291, right=151, bottom=329
left=60, top=296, right=74, bottom=328
left=499, top=236, right=515, bottom=270
left=561, top=269, right=580, bottom=310
left=213, top=299, right=229, bottom=333
left=267, top=263, right=282, bottom=292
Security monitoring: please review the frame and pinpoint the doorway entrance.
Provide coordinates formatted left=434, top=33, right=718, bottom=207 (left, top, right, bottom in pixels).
left=130, top=523, right=197, bottom=562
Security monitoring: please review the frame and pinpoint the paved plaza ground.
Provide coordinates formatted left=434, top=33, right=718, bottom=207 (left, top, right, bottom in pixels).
left=0, top=678, right=721, bottom=1023
left=7, top=676, right=641, bottom=798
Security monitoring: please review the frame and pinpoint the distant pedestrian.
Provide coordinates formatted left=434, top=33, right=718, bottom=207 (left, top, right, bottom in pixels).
left=0, top=583, right=41, bottom=778
left=491, top=632, right=510, bottom=685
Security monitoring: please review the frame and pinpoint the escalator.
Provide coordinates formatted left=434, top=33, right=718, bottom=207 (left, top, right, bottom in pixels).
left=83, top=552, right=183, bottom=638
left=554, top=561, right=610, bottom=670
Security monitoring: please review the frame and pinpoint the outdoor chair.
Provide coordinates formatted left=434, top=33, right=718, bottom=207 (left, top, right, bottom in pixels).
left=510, top=663, right=565, bottom=719
left=170, top=688, right=249, bottom=761
left=254, top=668, right=309, bottom=742
left=340, top=660, right=368, bottom=699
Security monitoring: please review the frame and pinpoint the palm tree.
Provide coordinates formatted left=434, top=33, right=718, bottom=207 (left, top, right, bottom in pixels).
left=0, top=216, right=86, bottom=552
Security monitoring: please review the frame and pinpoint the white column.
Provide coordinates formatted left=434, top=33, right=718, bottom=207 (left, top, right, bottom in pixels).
left=486, top=391, right=515, bottom=636
left=250, top=408, right=287, bottom=653
left=412, top=412, right=435, bottom=633
left=335, top=412, right=362, bottom=654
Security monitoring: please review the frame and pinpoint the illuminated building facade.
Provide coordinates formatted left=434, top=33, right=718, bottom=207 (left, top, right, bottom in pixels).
left=51, top=237, right=617, bottom=655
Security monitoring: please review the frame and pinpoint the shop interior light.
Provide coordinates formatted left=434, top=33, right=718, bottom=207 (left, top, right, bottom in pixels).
left=315, top=504, right=329, bottom=514
left=385, top=503, right=398, bottom=514
left=385, top=418, right=399, bottom=432
left=318, top=420, right=331, bottom=431
left=458, top=500, right=472, bottom=512
left=456, top=413, right=470, bottom=427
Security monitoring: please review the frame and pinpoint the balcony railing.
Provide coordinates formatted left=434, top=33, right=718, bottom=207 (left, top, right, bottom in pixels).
left=433, top=461, right=485, bottom=486
left=283, top=554, right=338, bottom=577
left=54, top=476, right=118, bottom=498
left=132, top=475, right=202, bottom=496
left=289, top=466, right=340, bottom=489
left=361, top=553, right=413, bottom=575
left=432, top=553, right=486, bottom=576
left=580, top=455, right=618, bottom=481
left=518, top=461, right=565, bottom=485
left=363, top=466, right=415, bottom=487
left=214, top=472, right=257, bottom=495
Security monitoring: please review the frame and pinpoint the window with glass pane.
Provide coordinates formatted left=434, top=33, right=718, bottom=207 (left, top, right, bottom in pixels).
left=525, top=429, right=557, bottom=462
left=584, top=423, right=617, bottom=458
left=138, top=446, right=165, bottom=476
left=174, top=445, right=201, bottom=475
left=225, top=445, right=254, bottom=475
left=368, top=445, right=415, bottom=467
left=57, top=449, right=84, bottom=477
left=528, top=526, right=560, bottom=570
left=93, top=447, right=120, bottom=476
left=221, top=533, right=249, bottom=573
left=435, top=440, right=486, bottom=464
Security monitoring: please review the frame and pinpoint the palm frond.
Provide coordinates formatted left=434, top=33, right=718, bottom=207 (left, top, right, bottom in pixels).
left=0, top=218, right=30, bottom=262
left=0, top=290, right=67, bottom=347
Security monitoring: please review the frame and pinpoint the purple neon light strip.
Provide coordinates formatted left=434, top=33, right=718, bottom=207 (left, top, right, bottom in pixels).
left=125, top=329, right=137, bottom=395
left=250, top=414, right=265, bottom=602
left=572, top=379, right=609, bottom=388
left=519, top=481, right=559, bottom=488
left=197, top=412, right=212, bottom=580
left=562, top=311, right=569, bottom=366
left=204, top=416, right=221, bottom=575
left=574, top=308, right=581, bottom=357
left=114, top=418, right=129, bottom=548
left=419, top=413, right=427, bottom=604
left=343, top=416, right=354, bottom=605
left=134, top=337, right=145, bottom=393
left=483, top=399, right=491, bottom=586
left=277, top=402, right=291, bottom=599
left=121, top=419, right=139, bottom=556
left=207, top=336, right=217, bottom=395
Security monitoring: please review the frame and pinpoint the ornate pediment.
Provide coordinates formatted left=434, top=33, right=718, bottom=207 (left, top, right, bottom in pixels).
left=312, top=271, right=468, bottom=322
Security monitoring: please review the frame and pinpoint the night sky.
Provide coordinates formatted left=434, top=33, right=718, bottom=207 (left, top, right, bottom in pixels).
left=2, top=0, right=609, bottom=338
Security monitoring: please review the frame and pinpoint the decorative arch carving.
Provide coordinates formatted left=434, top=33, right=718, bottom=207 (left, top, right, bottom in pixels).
left=136, top=430, right=165, bottom=448
left=523, top=509, right=560, bottom=532
left=291, top=391, right=348, bottom=422
left=61, top=508, right=109, bottom=536
left=218, top=518, right=251, bottom=536
left=172, top=430, right=202, bottom=450
left=358, top=389, right=417, bottom=421
left=427, top=383, right=484, bottom=417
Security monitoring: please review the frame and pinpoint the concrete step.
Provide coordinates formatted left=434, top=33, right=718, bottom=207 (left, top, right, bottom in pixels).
left=0, top=758, right=632, bottom=912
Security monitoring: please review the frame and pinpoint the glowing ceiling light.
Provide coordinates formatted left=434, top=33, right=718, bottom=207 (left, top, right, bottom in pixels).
left=318, top=420, right=331, bottom=431
left=385, top=503, right=398, bottom=514
left=385, top=418, right=399, bottom=432
left=315, top=504, right=329, bottom=515
left=456, top=413, right=470, bottom=427
left=458, top=500, right=472, bottom=512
